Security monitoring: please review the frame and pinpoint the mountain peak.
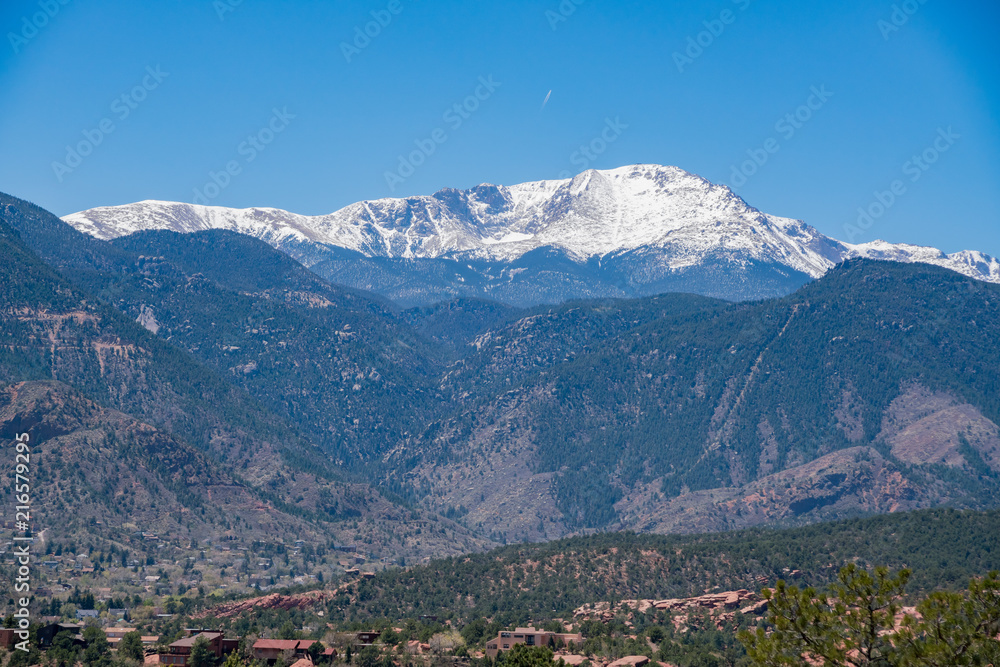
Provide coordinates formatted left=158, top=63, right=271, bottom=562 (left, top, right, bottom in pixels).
left=62, top=164, right=1000, bottom=305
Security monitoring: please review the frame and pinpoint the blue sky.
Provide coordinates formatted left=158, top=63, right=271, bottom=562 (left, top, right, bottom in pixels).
left=1, top=0, right=997, bottom=256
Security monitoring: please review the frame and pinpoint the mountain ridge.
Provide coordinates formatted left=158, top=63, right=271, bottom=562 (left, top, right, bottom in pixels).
left=8, top=190, right=1000, bottom=552
left=62, top=164, right=1000, bottom=306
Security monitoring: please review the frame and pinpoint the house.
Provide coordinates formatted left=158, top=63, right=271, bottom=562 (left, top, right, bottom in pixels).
left=486, top=628, right=584, bottom=658
left=75, top=609, right=100, bottom=620
left=106, top=627, right=137, bottom=647
left=160, top=632, right=224, bottom=666
left=0, top=629, right=17, bottom=651
left=38, top=623, right=86, bottom=648
left=355, top=631, right=381, bottom=646
left=252, top=639, right=312, bottom=664
left=253, top=639, right=302, bottom=664
left=107, top=628, right=157, bottom=650
left=107, top=628, right=137, bottom=639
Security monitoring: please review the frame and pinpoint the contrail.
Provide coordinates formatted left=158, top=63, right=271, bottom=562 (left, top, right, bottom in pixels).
left=541, top=90, right=552, bottom=110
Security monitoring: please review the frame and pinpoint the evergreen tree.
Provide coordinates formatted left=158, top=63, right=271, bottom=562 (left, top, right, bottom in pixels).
left=739, top=566, right=1000, bottom=666
left=119, top=630, right=145, bottom=662
left=189, top=636, right=216, bottom=667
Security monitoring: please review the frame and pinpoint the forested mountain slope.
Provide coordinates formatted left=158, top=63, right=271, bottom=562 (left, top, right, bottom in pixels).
left=0, top=199, right=488, bottom=563
left=328, top=507, right=1000, bottom=626
left=393, top=261, right=1000, bottom=540
left=5, top=191, right=1000, bottom=550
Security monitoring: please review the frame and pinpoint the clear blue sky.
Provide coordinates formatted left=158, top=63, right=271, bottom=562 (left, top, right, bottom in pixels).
left=1, top=0, right=997, bottom=255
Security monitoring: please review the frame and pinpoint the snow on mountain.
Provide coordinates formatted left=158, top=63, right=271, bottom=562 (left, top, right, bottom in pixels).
left=62, top=164, right=1000, bottom=304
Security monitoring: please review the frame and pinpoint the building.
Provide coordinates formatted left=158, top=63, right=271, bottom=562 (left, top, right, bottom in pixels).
left=160, top=632, right=225, bottom=666
left=106, top=627, right=137, bottom=650
left=252, top=639, right=312, bottom=664
left=486, top=628, right=584, bottom=658
left=251, top=639, right=332, bottom=664
left=355, top=631, right=381, bottom=646
left=106, top=628, right=137, bottom=640
left=38, top=623, right=85, bottom=648
left=106, top=627, right=167, bottom=652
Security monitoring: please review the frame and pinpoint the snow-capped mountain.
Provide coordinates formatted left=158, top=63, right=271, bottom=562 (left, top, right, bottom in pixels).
left=63, top=165, right=1000, bottom=306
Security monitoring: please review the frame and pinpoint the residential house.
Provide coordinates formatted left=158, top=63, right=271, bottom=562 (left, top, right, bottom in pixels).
left=107, top=627, right=137, bottom=639
left=38, top=623, right=85, bottom=648
left=486, top=628, right=584, bottom=658
left=160, top=632, right=224, bottom=666
left=106, top=627, right=137, bottom=646
left=355, top=631, right=381, bottom=646
left=252, top=639, right=312, bottom=664
left=0, top=629, right=17, bottom=651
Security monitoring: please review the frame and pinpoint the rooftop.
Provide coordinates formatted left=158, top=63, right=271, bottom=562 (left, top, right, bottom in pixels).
left=170, top=632, right=223, bottom=648
left=253, top=639, right=310, bottom=650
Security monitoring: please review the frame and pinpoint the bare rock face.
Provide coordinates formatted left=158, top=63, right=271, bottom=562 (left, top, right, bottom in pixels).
left=136, top=304, right=160, bottom=334
left=574, top=589, right=766, bottom=627
left=879, top=384, right=1000, bottom=470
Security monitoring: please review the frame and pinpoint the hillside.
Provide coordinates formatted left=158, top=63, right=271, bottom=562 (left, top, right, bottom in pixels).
left=251, top=508, right=1000, bottom=627
left=0, top=200, right=490, bottom=573
left=6, top=191, right=1000, bottom=552
left=391, top=261, right=1000, bottom=540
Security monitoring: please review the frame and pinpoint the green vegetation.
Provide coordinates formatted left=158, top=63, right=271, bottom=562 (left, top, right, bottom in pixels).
left=4, top=190, right=1000, bottom=611
left=189, top=635, right=214, bottom=667
left=328, top=508, right=1000, bottom=626
left=118, top=631, right=145, bottom=661
left=495, top=644, right=558, bottom=667
left=740, top=565, right=1000, bottom=666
